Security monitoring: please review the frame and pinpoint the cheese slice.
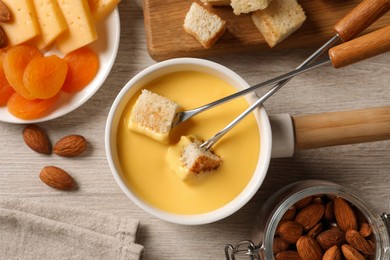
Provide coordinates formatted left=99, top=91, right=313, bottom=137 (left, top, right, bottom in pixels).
left=87, top=0, right=120, bottom=21
left=1, top=0, right=41, bottom=46
left=56, top=0, right=98, bottom=54
left=32, top=0, right=68, bottom=50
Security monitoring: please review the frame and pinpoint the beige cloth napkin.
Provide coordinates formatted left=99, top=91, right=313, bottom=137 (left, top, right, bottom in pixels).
left=0, top=198, right=144, bottom=260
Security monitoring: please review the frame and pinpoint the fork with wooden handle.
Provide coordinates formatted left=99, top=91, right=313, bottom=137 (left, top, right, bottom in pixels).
left=172, top=0, right=390, bottom=129
left=200, top=25, right=390, bottom=149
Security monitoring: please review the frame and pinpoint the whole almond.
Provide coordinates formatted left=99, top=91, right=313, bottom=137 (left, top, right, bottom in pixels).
left=275, top=250, right=300, bottom=260
left=316, top=228, right=346, bottom=250
left=294, top=196, right=313, bottom=209
left=334, top=197, right=357, bottom=232
left=0, top=26, right=7, bottom=48
left=307, top=222, right=323, bottom=238
left=359, top=223, right=372, bottom=237
left=345, top=229, right=375, bottom=255
left=273, top=236, right=289, bottom=254
left=39, top=166, right=76, bottom=191
left=296, top=236, right=322, bottom=260
left=312, top=196, right=323, bottom=204
left=23, top=125, right=51, bottom=154
left=0, top=1, right=11, bottom=22
left=341, top=244, right=365, bottom=260
left=294, top=203, right=324, bottom=231
left=276, top=220, right=303, bottom=244
left=281, top=205, right=296, bottom=221
left=323, top=245, right=341, bottom=260
left=324, top=201, right=334, bottom=221
left=54, top=135, right=87, bottom=157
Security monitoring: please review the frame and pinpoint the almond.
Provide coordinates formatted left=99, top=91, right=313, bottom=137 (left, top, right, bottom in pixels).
left=54, top=135, right=87, bottom=157
left=294, top=196, right=312, bottom=209
left=273, top=236, right=289, bottom=254
left=312, top=196, right=323, bottom=204
left=0, top=26, right=7, bottom=48
left=294, top=203, right=324, bottom=231
left=359, top=223, right=372, bottom=237
left=345, top=229, right=375, bottom=255
left=22, top=124, right=51, bottom=154
left=324, top=201, right=334, bottom=221
left=275, top=250, right=300, bottom=260
left=316, top=228, right=346, bottom=250
left=0, top=1, right=11, bottom=22
left=334, top=197, right=357, bottom=232
left=39, top=166, right=76, bottom=191
left=341, top=244, right=365, bottom=260
left=307, top=222, right=323, bottom=238
left=323, top=245, right=341, bottom=260
left=281, top=205, right=296, bottom=221
left=276, top=220, right=303, bottom=244
left=296, top=236, right=322, bottom=260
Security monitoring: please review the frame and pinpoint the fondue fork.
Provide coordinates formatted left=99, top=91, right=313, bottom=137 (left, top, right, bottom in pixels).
left=200, top=25, right=390, bottom=149
left=171, top=0, right=390, bottom=129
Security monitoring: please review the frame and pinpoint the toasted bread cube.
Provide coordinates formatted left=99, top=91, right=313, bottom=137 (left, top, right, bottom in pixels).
left=167, top=136, right=223, bottom=181
left=230, top=0, right=271, bottom=15
left=251, top=0, right=306, bottom=47
left=128, top=89, right=179, bottom=143
left=183, top=2, right=226, bottom=49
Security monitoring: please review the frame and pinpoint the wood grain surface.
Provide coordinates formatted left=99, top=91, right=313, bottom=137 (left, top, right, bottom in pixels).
left=144, top=0, right=390, bottom=60
left=0, top=1, right=389, bottom=259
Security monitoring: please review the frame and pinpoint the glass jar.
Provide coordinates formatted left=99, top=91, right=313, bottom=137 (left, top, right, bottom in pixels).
left=225, top=180, right=390, bottom=259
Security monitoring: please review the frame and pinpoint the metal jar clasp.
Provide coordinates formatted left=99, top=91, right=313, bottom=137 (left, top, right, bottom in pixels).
left=381, top=213, right=390, bottom=234
left=225, top=240, right=263, bottom=260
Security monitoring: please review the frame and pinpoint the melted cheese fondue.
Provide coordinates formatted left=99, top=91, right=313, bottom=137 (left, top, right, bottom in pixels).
left=116, top=71, right=260, bottom=214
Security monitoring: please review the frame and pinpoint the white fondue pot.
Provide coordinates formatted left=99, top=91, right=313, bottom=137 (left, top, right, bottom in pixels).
left=105, top=58, right=390, bottom=225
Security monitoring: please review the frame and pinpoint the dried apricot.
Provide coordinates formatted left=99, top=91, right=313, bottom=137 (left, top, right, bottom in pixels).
left=0, top=53, right=14, bottom=106
left=7, top=93, right=59, bottom=120
left=0, top=82, right=14, bottom=106
left=62, top=46, right=99, bottom=93
left=3, top=45, right=42, bottom=99
left=23, top=55, right=68, bottom=99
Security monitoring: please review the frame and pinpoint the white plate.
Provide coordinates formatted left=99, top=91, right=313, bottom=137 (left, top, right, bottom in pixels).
left=0, top=8, right=121, bottom=124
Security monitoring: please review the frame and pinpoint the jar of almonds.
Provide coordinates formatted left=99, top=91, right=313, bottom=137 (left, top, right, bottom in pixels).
left=225, top=180, right=390, bottom=260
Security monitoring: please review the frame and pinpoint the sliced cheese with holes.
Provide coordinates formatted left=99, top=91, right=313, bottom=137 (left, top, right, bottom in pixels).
left=1, top=0, right=41, bottom=46
left=56, top=0, right=97, bottom=54
left=87, top=0, right=120, bottom=21
left=32, top=0, right=68, bottom=50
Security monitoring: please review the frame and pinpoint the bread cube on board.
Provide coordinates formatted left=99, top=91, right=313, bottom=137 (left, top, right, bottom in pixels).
left=128, top=90, right=179, bottom=143
left=231, top=0, right=271, bottom=15
left=183, top=2, right=226, bottom=49
left=252, top=0, right=306, bottom=47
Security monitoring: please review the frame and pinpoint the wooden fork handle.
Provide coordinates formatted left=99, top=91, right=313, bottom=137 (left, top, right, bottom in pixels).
left=334, top=0, right=390, bottom=42
left=329, top=25, right=390, bottom=68
left=292, top=106, right=390, bottom=150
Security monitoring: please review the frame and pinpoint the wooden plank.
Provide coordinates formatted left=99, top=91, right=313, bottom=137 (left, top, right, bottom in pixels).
left=143, top=0, right=390, bottom=61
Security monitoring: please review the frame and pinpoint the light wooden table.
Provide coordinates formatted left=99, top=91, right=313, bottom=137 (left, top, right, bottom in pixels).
left=0, top=2, right=389, bottom=259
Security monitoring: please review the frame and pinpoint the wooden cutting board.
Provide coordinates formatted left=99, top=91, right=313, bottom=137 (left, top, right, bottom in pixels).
left=143, top=0, right=390, bottom=61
